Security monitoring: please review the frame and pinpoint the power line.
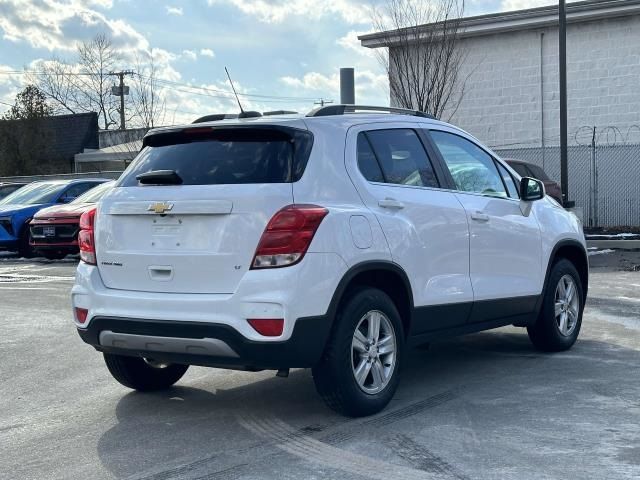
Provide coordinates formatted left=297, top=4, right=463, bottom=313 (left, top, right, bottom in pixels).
left=0, top=69, right=320, bottom=102
left=141, top=74, right=319, bottom=101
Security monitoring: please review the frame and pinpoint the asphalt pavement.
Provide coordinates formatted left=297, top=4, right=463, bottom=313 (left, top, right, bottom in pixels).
left=1, top=250, right=639, bottom=480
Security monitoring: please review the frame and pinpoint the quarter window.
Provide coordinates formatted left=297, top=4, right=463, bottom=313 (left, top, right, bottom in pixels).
left=430, top=131, right=507, bottom=198
left=359, top=129, right=438, bottom=188
left=496, top=162, right=519, bottom=198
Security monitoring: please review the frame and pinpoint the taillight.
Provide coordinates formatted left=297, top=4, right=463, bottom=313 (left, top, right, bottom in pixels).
left=78, top=207, right=97, bottom=265
left=251, top=204, right=328, bottom=269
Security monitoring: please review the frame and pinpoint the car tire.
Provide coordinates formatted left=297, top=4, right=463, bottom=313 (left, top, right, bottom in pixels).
left=103, top=353, right=189, bottom=391
left=312, top=287, right=404, bottom=417
left=18, top=227, right=33, bottom=258
left=527, top=259, right=584, bottom=352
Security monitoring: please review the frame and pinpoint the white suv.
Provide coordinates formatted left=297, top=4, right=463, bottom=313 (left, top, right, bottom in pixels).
left=72, top=105, right=588, bottom=417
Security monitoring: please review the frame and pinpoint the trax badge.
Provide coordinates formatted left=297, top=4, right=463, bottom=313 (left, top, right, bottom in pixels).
left=148, top=202, right=174, bottom=214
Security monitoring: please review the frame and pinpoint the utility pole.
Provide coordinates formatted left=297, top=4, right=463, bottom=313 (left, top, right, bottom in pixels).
left=314, top=98, right=334, bottom=107
left=559, top=0, right=570, bottom=206
left=109, top=70, right=134, bottom=130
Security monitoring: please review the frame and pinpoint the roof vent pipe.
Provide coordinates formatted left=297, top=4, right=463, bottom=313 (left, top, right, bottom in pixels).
left=340, top=68, right=355, bottom=105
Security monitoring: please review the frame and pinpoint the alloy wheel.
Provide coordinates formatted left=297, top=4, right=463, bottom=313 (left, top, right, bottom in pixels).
left=555, top=274, right=580, bottom=337
left=351, top=310, right=397, bottom=395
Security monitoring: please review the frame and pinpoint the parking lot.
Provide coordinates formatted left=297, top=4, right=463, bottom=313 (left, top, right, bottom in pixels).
left=1, top=251, right=639, bottom=480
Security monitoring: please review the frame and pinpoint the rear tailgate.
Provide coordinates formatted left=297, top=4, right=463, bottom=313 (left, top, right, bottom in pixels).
left=95, top=123, right=313, bottom=294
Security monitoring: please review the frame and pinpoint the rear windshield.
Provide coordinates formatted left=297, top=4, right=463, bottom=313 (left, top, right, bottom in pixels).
left=527, top=164, right=551, bottom=182
left=118, top=126, right=313, bottom=187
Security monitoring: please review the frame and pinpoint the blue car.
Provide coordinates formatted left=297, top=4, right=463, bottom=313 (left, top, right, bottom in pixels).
left=0, top=179, right=108, bottom=257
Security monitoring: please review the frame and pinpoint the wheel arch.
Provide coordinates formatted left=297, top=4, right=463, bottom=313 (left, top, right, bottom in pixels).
left=545, top=239, right=589, bottom=301
left=325, top=261, right=414, bottom=338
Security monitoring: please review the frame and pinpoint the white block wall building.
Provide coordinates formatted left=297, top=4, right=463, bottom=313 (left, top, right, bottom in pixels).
left=360, top=0, right=640, bottom=150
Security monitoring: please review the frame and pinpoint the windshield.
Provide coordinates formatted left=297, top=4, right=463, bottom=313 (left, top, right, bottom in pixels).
left=0, top=182, right=65, bottom=206
left=71, top=181, right=115, bottom=204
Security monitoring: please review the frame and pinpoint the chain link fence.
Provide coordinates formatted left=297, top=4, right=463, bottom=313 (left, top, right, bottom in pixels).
left=494, top=142, right=640, bottom=228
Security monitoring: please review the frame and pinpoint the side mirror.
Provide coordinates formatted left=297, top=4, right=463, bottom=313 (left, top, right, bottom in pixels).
left=520, top=177, right=545, bottom=202
left=58, top=196, right=75, bottom=204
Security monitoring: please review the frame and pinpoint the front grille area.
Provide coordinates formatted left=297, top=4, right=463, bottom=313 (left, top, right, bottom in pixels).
left=30, top=224, right=78, bottom=242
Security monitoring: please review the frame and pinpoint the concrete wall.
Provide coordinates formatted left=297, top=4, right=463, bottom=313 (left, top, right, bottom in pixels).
left=393, top=14, right=640, bottom=149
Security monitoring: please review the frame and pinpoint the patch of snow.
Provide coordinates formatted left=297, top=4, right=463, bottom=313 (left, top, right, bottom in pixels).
left=588, top=249, right=615, bottom=256
left=587, top=233, right=640, bottom=239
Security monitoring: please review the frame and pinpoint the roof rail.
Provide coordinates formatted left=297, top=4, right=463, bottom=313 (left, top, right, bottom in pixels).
left=306, top=104, right=436, bottom=119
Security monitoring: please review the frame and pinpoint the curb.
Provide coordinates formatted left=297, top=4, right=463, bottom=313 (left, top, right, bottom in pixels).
left=586, top=239, right=640, bottom=250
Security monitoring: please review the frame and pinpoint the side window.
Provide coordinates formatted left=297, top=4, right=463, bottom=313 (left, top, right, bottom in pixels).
left=430, top=131, right=507, bottom=198
left=356, top=133, right=384, bottom=183
left=496, top=162, right=519, bottom=198
left=62, top=183, right=97, bottom=200
left=364, top=129, right=438, bottom=188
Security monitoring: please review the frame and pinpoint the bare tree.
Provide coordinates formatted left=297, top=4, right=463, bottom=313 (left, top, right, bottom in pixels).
left=32, top=33, right=120, bottom=129
left=131, top=53, right=166, bottom=128
left=34, top=35, right=167, bottom=130
left=372, top=0, right=468, bottom=120
left=76, top=33, right=120, bottom=129
left=32, top=58, right=80, bottom=115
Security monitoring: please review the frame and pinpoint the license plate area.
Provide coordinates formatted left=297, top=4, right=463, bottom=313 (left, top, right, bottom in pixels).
left=150, top=216, right=183, bottom=250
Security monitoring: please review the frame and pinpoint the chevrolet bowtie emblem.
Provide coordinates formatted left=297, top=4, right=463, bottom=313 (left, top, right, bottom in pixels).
left=148, top=202, right=174, bottom=214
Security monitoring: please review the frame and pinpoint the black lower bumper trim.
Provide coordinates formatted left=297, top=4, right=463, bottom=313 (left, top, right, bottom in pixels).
left=77, top=315, right=331, bottom=370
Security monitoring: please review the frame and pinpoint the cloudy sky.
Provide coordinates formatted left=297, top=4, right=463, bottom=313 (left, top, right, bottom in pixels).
left=0, top=0, right=560, bottom=125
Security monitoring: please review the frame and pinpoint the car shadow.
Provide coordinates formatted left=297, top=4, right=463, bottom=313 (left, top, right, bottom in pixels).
left=95, top=328, right=640, bottom=479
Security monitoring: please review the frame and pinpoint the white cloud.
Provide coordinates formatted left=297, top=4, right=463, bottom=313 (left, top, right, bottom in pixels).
left=207, top=0, right=372, bottom=24
left=501, top=0, right=556, bottom=11
left=166, top=6, right=183, bottom=16
left=337, top=30, right=375, bottom=57
left=280, top=69, right=388, bottom=103
left=181, top=49, right=197, bottom=61
left=0, top=0, right=148, bottom=52
left=200, top=48, right=215, bottom=58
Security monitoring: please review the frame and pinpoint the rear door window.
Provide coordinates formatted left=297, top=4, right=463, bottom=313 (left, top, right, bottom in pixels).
left=118, top=127, right=313, bottom=187
left=361, top=129, right=439, bottom=188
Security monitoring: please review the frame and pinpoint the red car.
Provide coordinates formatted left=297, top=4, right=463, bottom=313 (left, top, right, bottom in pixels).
left=29, top=181, right=114, bottom=260
left=505, top=159, right=563, bottom=205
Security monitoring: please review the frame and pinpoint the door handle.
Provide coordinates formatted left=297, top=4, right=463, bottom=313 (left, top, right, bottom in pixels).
left=378, top=198, right=405, bottom=209
left=470, top=211, right=490, bottom=222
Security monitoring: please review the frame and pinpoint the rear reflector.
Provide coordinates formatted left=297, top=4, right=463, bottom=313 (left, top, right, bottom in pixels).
left=75, top=307, right=89, bottom=325
left=247, top=318, right=284, bottom=337
left=251, top=204, right=328, bottom=269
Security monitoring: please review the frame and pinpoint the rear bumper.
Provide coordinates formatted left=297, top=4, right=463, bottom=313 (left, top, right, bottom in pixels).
left=71, top=252, right=348, bottom=368
left=77, top=315, right=331, bottom=370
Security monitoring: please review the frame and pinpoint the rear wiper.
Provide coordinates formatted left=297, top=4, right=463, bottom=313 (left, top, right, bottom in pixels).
left=136, top=170, right=183, bottom=185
